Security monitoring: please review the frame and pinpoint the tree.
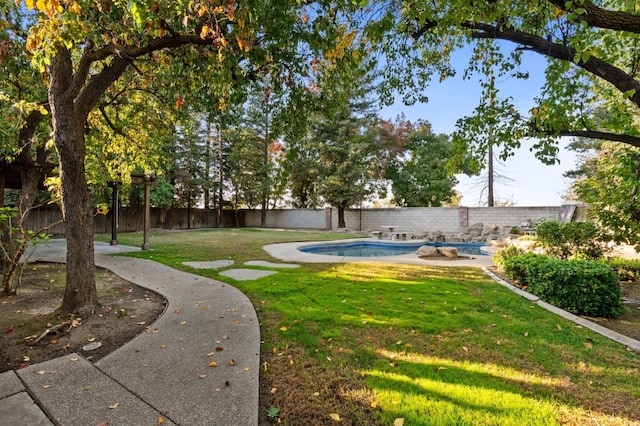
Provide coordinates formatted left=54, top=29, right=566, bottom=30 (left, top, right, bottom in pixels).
left=314, top=69, right=380, bottom=228
left=387, top=127, right=459, bottom=207
left=20, top=0, right=355, bottom=314
left=569, top=141, right=640, bottom=249
left=365, top=0, right=640, bottom=164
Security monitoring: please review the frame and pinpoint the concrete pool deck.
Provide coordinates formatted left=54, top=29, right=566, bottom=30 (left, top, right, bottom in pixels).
left=263, top=238, right=496, bottom=267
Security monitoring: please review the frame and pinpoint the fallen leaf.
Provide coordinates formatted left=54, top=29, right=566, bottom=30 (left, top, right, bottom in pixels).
left=201, top=306, right=209, bottom=311
left=557, top=324, right=562, bottom=331
left=370, top=402, right=378, bottom=409
left=37, top=370, right=46, bottom=375
left=584, top=342, right=593, bottom=349
left=270, top=387, right=277, bottom=394
left=524, top=332, right=529, bottom=337
left=391, top=397, right=401, bottom=405
left=23, top=356, right=30, bottom=362
left=198, top=374, right=208, bottom=379
left=280, top=327, right=288, bottom=332
left=50, top=339, right=57, bottom=345
left=87, top=337, right=96, bottom=342
left=179, top=321, right=187, bottom=325
left=329, top=413, right=341, bottom=421
left=394, top=419, right=405, bottom=426
left=229, top=359, right=236, bottom=366
left=137, top=321, right=146, bottom=326
left=70, top=357, right=79, bottom=362
left=157, top=418, right=164, bottom=425
left=5, top=326, right=13, bottom=333
left=216, top=347, right=224, bottom=352
left=42, top=384, right=51, bottom=389
left=208, top=361, right=218, bottom=367
left=160, top=344, right=167, bottom=349
left=462, top=346, right=468, bottom=352
left=235, top=319, right=241, bottom=324
left=94, top=421, right=111, bottom=426
left=108, top=402, right=119, bottom=409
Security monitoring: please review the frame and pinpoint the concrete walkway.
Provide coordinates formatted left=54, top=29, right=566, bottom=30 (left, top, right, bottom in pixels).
left=0, top=240, right=260, bottom=426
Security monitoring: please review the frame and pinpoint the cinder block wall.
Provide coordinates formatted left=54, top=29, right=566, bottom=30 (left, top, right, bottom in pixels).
left=243, top=206, right=566, bottom=233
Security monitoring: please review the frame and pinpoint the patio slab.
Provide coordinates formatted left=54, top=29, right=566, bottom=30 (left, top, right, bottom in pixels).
left=219, top=269, right=278, bottom=281
left=182, top=260, right=234, bottom=269
left=244, top=260, right=299, bottom=269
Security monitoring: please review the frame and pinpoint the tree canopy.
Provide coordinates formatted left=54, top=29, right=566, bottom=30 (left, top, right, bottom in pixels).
left=364, top=0, right=640, bottom=162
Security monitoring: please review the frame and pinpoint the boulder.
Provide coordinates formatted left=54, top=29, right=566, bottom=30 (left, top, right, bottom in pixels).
left=411, top=231, right=428, bottom=240
left=417, top=245, right=439, bottom=258
left=437, top=246, right=459, bottom=258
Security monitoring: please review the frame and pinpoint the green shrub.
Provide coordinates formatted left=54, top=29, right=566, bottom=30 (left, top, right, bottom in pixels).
left=535, top=220, right=610, bottom=260
left=606, top=257, right=640, bottom=282
left=502, top=253, right=549, bottom=287
left=505, top=254, right=624, bottom=318
left=493, top=245, right=525, bottom=270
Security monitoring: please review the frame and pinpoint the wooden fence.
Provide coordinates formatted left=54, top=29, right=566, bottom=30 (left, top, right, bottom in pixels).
left=23, top=206, right=243, bottom=235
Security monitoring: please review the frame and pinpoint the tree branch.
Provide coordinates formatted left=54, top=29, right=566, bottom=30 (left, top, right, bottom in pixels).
left=547, top=0, right=640, bottom=34
left=468, top=22, right=640, bottom=107
left=533, top=128, right=640, bottom=147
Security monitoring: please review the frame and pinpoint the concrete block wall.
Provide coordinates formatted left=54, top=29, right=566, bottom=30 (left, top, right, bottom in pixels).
left=338, top=208, right=461, bottom=233
left=243, top=206, right=568, bottom=233
left=467, top=207, right=561, bottom=229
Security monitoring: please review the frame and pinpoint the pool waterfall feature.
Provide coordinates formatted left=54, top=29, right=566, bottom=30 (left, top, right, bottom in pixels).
left=298, top=241, right=488, bottom=257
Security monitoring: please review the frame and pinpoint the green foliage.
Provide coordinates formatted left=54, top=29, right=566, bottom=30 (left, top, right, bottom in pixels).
left=364, top=0, right=640, bottom=174
left=606, top=257, right=640, bottom=282
left=570, top=142, right=640, bottom=250
left=502, top=252, right=547, bottom=287
left=266, top=406, right=280, bottom=420
left=504, top=254, right=624, bottom=318
left=386, top=128, right=459, bottom=207
left=535, top=220, right=610, bottom=260
left=492, top=245, right=524, bottom=270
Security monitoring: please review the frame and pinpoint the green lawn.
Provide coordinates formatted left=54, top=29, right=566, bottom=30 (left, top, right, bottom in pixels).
left=97, top=229, right=640, bottom=425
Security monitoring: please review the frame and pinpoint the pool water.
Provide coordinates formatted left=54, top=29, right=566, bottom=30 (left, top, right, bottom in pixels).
left=298, top=241, right=487, bottom=257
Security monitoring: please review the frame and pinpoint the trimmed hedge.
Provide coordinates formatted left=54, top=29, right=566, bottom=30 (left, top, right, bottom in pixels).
left=503, top=254, right=624, bottom=318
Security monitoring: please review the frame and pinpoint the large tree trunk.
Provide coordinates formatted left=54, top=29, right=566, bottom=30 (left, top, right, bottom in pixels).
left=49, top=48, right=98, bottom=314
left=337, top=206, right=346, bottom=228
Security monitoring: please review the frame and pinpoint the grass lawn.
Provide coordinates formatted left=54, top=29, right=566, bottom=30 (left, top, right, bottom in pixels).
left=97, top=229, right=640, bottom=425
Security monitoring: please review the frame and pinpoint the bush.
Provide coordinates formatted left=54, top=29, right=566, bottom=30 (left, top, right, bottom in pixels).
left=493, top=245, right=525, bottom=270
left=502, top=253, right=549, bottom=287
left=606, top=257, right=640, bottom=282
left=535, top=220, right=610, bottom=260
left=504, top=254, right=624, bottom=318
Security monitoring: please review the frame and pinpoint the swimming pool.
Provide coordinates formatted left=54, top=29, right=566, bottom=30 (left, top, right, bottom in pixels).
left=298, top=241, right=488, bottom=257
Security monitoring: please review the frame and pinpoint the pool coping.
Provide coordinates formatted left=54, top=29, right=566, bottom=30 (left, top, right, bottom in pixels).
left=263, top=238, right=495, bottom=267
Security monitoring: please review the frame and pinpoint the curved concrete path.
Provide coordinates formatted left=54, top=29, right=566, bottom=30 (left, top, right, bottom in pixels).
left=1, top=240, right=260, bottom=426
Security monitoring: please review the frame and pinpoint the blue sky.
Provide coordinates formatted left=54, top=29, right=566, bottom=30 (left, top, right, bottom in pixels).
left=379, top=49, right=578, bottom=207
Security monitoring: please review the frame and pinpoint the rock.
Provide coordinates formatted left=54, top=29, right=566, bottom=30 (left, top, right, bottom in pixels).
left=411, top=231, right=428, bottom=239
left=467, top=223, right=484, bottom=237
left=437, top=247, right=459, bottom=258
left=431, top=231, right=446, bottom=242
left=417, top=245, right=439, bottom=257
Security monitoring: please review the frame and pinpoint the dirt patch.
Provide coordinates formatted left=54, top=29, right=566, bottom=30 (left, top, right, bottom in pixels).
left=589, top=280, right=640, bottom=341
left=0, top=263, right=166, bottom=373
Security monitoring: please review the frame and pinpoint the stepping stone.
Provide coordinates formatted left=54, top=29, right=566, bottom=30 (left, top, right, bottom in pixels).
left=244, top=260, right=299, bottom=269
left=219, top=269, right=278, bottom=281
left=182, top=260, right=234, bottom=269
